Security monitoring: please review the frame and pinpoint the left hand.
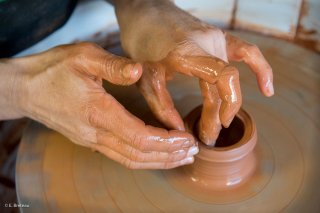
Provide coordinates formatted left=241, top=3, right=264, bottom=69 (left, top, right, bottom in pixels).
left=115, top=0, right=274, bottom=145
left=1, top=42, right=197, bottom=169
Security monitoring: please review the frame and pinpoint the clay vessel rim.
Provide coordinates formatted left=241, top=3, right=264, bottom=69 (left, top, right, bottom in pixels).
left=185, top=106, right=257, bottom=162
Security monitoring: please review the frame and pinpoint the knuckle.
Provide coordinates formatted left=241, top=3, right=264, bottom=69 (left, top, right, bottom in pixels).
left=103, top=57, right=118, bottom=79
left=236, top=95, right=243, bottom=106
left=138, top=142, right=149, bottom=152
left=85, top=106, right=99, bottom=126
left=223, top=66, right=239, bottom=78
left=132, top=134, right=146, bottom=151
left=173, top=151, right=185, bottom=162
left=69, top=42, right=100, bottom=62
left=85, top=95, right=115, bottom=126
left=85, top=108, right=97, bottom=126
left=232, top=68, right=240, bottom=78
left=163, top=162, right=175, bottom=169
left=129, top=149, right=144, bottom=162
left=148, top=63, right=164, bottom=78
left=246, top=44, right=260, bottom=55
left=123, top=159, right=138, bottom=169
left=166, top=154, right=174, bottom=162
left=163, top=162, right=170, bottom=169
left=77, top=42, right=99, bottom=52
left=122, top=158, right=131, bottom=168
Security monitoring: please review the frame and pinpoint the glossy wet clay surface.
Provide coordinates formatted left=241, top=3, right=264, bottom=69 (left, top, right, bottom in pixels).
left=164, top=106, right=262, bottom=203
left=16, top=31, right=320, bottom=212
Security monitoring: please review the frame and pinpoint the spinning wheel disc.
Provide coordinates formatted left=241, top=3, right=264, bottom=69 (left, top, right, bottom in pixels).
left=16, top=32, right=320, bottom=212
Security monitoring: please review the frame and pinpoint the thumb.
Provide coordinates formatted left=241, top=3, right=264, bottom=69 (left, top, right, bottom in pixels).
left=101, top=55, right=143, bottom=85
left=81, top=43, right=142, bottom=85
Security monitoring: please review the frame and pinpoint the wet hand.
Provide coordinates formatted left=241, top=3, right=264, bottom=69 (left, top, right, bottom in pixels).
left=115, top=0, right=274, bottom=145
left=8, top=42, right=197, bottom=169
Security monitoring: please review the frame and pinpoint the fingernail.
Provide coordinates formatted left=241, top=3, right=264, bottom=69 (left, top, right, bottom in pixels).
left=182, top=140, right=192, bottom=148
left=123, top=64, right=133, bottom=78
left=225, top=118, right=233, bottom=128
left=131, top=63, right=141, bottom=78
left=123, top=63, right=140, bottom=79
left=222, top=117, right=232, bottom=128
left=201, top=136, right=217, bottom=146
left=267, top=83, right=274, bottom=96
left=173, top=149, right=186, bottom=155
left=187, top=146, right=199, bottom=156
left=182, top=156, right=194, bottom=164
left=176, top=124, right=185, bottom=131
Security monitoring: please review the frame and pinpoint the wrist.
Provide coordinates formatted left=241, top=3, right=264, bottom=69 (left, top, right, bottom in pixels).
left=115, top=0, right=177, bottom=28
left=0, top=59, right=28, bottom=120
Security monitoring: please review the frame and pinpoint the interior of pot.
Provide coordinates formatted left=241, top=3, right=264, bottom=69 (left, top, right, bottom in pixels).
left=194, top=115, right=245, bottom=148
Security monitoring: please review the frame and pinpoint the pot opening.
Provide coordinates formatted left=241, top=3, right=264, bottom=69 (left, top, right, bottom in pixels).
left=186, top=106, right=248, bottom=149
left=215, top=116, right=245, bottom=147
left=195, top=116, right=245, bottom=148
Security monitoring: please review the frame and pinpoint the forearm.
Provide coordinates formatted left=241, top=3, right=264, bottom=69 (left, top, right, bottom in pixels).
left=112, top=0, right=199, bottom=61
left=110, top=0, right=173, bottom=9
left=0, top=59, right=26, bottom=120
left=114, top=0, right=177, bottom=30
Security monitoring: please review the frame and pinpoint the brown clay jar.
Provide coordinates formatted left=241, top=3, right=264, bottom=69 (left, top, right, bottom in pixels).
left=184, top=105, right=257, bottom=191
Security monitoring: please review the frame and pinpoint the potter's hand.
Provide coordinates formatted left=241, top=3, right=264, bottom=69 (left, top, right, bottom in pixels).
left=114, top=0, right=274, bottom=145
left=0, top=43, right=197, bottom=169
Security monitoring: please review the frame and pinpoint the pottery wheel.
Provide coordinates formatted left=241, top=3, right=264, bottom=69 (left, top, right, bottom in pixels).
left=16, top=31, right=320, bottom=212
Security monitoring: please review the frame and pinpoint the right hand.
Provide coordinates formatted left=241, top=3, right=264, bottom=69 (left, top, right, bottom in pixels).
left=7, top=42, right=197, bottom=169
left=115, top=0, right=273, bottom=145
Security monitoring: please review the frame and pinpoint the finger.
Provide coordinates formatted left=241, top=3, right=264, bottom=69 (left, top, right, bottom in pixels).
left=91, top=143, right=195, bottom=169
left=162, top=53, right=227, bottom=84
left=87, top=94, right=195, bottom=153
left=137, top=62, right=185, bottom=130
left=198, top=80, right=222, bottom=146
left=96, top=131, right=198, bottom=162
left=74, top=42, right=142, bottom=85
left=226, top=34, right=274, bottom=97
left=162, top=53, right=241, bottom=128
left=216, top=66, right=242, bottom=128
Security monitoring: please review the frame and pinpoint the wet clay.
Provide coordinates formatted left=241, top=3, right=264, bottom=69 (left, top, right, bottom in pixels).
left=164, top=106, right=269, bottom=203
left=165, top=105, right=278, bottom=204
left=185, top=105, right=257, bottom=188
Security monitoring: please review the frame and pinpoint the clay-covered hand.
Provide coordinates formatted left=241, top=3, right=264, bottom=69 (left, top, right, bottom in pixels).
left=1, top=42, right=197, bottom=169
left=114, top=0, right=274, bottom=145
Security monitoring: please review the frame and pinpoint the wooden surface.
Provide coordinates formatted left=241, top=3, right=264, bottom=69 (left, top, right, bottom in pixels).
left=16, top=31, right=320, bottom=212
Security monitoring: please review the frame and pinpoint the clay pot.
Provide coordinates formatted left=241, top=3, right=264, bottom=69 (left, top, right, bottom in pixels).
left=164, top=106, right=258, bottom=203
left=183, top=105, right=258, bottom=191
